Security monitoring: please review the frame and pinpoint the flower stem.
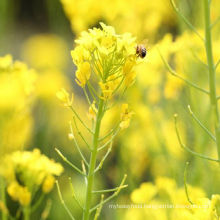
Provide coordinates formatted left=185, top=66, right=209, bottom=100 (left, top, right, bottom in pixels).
left=83, top=99, right=104, bottom=220
left=203, top=0, right=220, bottom=160
left=1, top=178, right=7, bottom=220
left=23, top=206, right=30, bottom=220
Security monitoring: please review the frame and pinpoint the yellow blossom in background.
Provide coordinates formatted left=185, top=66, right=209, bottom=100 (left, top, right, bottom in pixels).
left=20, top=33, right=82, bottom=157
left=0, top=54, right=13, bottom=69
left=21, top=34, right=68, bottom=70
left=125, top=176, right=219, bottom=220
left=0, top=55, right=36, bottom=155
left=60, top=0, right=176, bottom=40
left=131, top=182, right=157, bottom=203
left=7, top=181, right=31, bottom=206
left=0, top=56, right=36, bottom=109
left=0, top=0, right=218, bottom=218
left=42, top=175, right=56, bottom=193
left=120, top=104, right=134, bottom=129
left=0, top=149, right=63, bottom=206
left=21, top=34, right=71, bottom=100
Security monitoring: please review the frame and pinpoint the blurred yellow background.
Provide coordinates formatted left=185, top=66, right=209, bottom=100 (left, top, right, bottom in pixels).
left=0, top=0, right=220, bottom=219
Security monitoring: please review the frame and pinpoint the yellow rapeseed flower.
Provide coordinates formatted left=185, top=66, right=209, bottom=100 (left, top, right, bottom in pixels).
left=21, top=34, right=68, bottom=69
left=126, top=176, right=217, bottom=220
left=42, top=175, right=56, bottom=193
left=7, top=181, right=31, bottom=206
left=88, top=102, right=97, bottom=120
left=0, top=149, right=63, bottom=206
left=75, top=62, right=91, bottom=87
left=0, top=55, right=36, bottom=156
left=0, top=54, right=12, bottom=69
left=71, top=22, right=141, bottom=100
left=56, top=88, right=73, bottom=107
left=120, top=104, right=134, bottom=129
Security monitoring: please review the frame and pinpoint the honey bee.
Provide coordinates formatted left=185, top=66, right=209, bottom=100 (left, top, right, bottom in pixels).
left=136, top=44, right=147, bottom=58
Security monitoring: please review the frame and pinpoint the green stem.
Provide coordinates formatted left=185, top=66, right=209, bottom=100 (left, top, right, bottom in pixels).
left=1, top=178, right=7, bottom=220
left=203, top=0, right=220, bottom=160
left=184, top=162, right=194, bottom=205
left=23, top=206, right=30, bottom=220
left=83, top=99, right=105, bottom=220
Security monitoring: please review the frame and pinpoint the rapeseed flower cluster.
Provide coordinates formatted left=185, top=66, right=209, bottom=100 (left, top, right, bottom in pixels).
left=21, top=34, right=84, bottom=152
left=0, top=55, right=36, bottom=155
left=126, top=177, right=220, bottom=220
left=56, top=23, right=141, bottom=219
left=0, top=149, right=63, bottom=206
left=60, top=0, right=175, bottom=40
left=71, top=22, right=141, bottom=102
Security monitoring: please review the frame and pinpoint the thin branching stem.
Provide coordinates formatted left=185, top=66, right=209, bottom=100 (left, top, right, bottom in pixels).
left=112, top=76, right=125, bottom=95
left=98, top=128, right=120, bottom=151
left=69, top=106, right=94, bottom=134
left=69, top=122, right=89, bottom=166
left=83, top=87, right=92, bottom=106
left=68, top=177, right=84, bottom=210
left=56, top=181, right=76, bottom=220
left=41, top=199, right=52, bottom=220
left=98, top=124, right=119, bottom=142
left=188, top=105, right=216, bottom=142
left=87, top=81, right=99, bottom=99
left=170, top=0, right=204, bottom=41
left=191, top=50, right=208, bottom=69
left=94, top=142, right=112, bottom=173
left=159, top=49, right=210, bottom=95
left=31, top=194, right=45, bottom=214
left=174, top=115, right=220, bottom=162
left=184, top=162, right=194, bottom=205
left=55, top=148, right=86, bottom=175
left=215, top=59, right=220, bottom=70
left=72, top=117, right=92, bottom=151
left=92, top=185, right=128, bottom=194
left=94, top=195, right=104, bottom=220
left=211, top=16, right=220, bottom=29
left=90, top=175, right=127, bottom=213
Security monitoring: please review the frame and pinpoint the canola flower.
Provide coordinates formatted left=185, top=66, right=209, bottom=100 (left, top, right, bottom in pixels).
left=21, top=34, right=68, bottom=70
left=21, top=34, right=81, bottom=158
left=0, top=149, right=63, bottom=219
left=60, top=0, right=176, bottom=40
left=0, top=55, right=36, bottom=155
left=56, top=22, right=142, bottom=220
left=70, top=22, right=141, bottom=94
left=125, top=177, right=220, bottom=220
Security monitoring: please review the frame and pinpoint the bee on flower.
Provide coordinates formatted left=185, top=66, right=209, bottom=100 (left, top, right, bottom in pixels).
left=56, top=22, right=141, bottom=219
left=70, top=22, right=144, bottom=101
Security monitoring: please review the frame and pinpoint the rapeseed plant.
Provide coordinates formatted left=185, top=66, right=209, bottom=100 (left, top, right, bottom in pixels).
left=56, top=22, right=143, bottom=219
left=125, top=176, right=220, bottom=220
left=0, top=149, right=63, bottom=220
left=154, top=0, right=220, bottom=218
left=0, top=55, right=36, bottom=155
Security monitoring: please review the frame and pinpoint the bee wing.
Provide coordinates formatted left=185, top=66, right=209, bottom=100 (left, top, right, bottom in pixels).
left=141, top=39, right=149, bottom=45
left=140, top=39, right=150, bottom=50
